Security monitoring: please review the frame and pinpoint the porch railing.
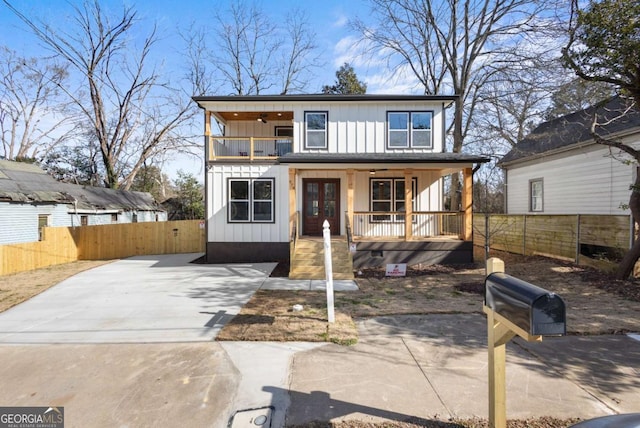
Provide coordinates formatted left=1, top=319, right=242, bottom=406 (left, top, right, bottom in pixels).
left=352, top=211, right=463, bottom=240
left=208, top=136, right=292, bottom=161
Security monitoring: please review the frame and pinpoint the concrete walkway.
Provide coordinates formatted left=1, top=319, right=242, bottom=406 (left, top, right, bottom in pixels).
left=0, top=254, right=638, bottom=427
left=287, top=315, right=640, bottom=425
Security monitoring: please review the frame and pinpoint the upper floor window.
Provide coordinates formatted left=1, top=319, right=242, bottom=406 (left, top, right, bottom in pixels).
left=530, top=179, right=543, bottom=212
left=228, top=178, right=275, bottom=223
left=305, top=111, right=328, bottom=149
left=387, top=111, right=432, bottom=149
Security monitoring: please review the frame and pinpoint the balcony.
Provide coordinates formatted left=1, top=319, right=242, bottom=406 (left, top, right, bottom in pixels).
left=207, top=136, right=293, bottom=161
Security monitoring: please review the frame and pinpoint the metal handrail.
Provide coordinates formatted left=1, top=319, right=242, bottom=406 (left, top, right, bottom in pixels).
left=345, top=211, right=353, bottom=249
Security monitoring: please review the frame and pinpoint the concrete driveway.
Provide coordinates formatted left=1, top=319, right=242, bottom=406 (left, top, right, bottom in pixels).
left=0, top=253, right=285, bottom=427
left=0, top=253, right=275, bottom=344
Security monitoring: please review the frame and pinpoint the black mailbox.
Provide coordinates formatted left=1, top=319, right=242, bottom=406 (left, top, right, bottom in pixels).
left=485, top=272, right=566, bottom=336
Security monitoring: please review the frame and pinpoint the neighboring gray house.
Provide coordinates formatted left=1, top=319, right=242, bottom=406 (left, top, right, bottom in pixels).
left=0, top=159, right=167, bottom=245
left=500, top=97, right=640, bottom=214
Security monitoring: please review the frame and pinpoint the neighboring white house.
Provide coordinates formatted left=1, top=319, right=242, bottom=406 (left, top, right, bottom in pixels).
left=192, top=94, right=489, bottom=268
left=500, top=96, right=640, bottom=215
left=0, top=159, right=167, bottom=245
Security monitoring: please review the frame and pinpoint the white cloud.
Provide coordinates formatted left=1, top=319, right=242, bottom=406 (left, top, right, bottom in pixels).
left=332, top=14, right=348, bottom=28
left=366, top=64, right=423, bottom=95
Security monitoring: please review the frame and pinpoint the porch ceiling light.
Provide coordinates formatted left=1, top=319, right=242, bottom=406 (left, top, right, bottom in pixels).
left=257, top=113, right=268, bottom=123
left=369, top=169, right=375, bottom=175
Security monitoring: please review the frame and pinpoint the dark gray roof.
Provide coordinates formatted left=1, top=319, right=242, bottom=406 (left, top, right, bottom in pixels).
left=278, top=152, right=490, bottom=164
left=193, top=93, right=458, bottom=104
left=500, top=96, right=640, bottom=166
left=0, top=159, right=163, bottom=211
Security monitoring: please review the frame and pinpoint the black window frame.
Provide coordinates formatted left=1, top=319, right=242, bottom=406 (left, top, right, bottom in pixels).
left=304, top=111, right=328, bottom=149
left=227, top=177, right=276, bottom=223
left=369, top=177, right=418, bottom=223
left=386, top=111, right=433, bottom=149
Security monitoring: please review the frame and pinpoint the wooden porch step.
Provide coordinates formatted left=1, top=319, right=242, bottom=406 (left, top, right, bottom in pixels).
left=289, top=237, right=354, bottom=280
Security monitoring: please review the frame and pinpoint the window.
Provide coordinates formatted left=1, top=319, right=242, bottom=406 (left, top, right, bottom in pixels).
left=387, top=111, right=433, bottom=149
left=38, top=214, right=49, bottom=241
left=228, top=178, right=275, bottom=223
left=304, top=111, right=327, bottom=149
left=111, top=213, right=118, bottom=223
left=530, top=179, right=543, bottom=212
left=132, top=213, right=138, bottom=223
left=275, top=126, right=293, bottom=156
left=370, top=178, right=417, bottom=222
left=81, top=215, right=88, bottom=226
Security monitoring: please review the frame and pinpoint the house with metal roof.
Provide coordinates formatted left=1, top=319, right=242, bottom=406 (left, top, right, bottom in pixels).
left=192, top=94, right=489, bottom=277
left=0, top=159, right=167, bottom=245
left=499, top=96, right=640, bottom=215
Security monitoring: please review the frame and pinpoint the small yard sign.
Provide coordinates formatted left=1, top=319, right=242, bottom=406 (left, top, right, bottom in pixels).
left=386, top=263, right=407, bottom=277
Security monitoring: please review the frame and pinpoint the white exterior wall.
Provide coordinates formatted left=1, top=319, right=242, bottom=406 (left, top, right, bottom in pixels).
left=212, top=100, right=448, bottom=154
left=207, top=164, right=290, bottom=242
left=506, top=142, right=635, bottom=214
left=206, top=167, right=445, bottom=243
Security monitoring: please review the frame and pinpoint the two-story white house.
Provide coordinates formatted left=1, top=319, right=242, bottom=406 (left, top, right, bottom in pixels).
left=192, top=94, right=488, bottom=278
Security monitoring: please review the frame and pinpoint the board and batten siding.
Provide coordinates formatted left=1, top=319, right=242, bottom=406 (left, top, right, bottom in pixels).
left=212, top=100, right=448, bottom=154
left=506, top=142, right=635, bottom=215
left=207, top=164, right=289, bottom=243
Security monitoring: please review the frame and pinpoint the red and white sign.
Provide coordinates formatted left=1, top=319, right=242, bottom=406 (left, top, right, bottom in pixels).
left=385, top=263, right=407, bottom=277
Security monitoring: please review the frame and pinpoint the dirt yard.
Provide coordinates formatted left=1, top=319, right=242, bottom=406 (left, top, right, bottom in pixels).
left=0, top=260, right=113, bottom=312
left=218, top=251, right=640, bottom=343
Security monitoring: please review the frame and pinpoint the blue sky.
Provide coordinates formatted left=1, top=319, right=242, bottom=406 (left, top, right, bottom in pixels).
left=0, top=0, right=390, bottom=93
left=0, top=0, right=416, bottom=179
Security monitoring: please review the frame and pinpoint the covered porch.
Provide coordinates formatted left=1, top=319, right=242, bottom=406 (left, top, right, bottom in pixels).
left=282, top=153, right=488, bottom=267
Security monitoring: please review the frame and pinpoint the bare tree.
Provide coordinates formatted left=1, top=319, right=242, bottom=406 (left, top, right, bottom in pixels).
left=4, top=0, right=197, bottom=189
left=0, top=47, right=79, bottom=161
left=279, top=9, right=320, bottom=94
left=214, top=1, right=279, bottom=95
left=205, top=2, right=319, bottom=95
left=354, top=0, right=556, bottom=209
left=563, top=0, right=640, bottom=279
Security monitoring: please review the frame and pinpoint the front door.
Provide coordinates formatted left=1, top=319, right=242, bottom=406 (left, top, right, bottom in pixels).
left=303, top=179, right=340, bottom=236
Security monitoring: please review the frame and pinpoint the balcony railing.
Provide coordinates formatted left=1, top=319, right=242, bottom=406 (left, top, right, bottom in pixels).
left=208, top=136, right=292, bottom=161
left=352, top=211, right=463, bottom=240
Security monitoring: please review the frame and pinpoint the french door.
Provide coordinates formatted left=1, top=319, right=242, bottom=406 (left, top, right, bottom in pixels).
left=302, top=179, right=340, bottom=236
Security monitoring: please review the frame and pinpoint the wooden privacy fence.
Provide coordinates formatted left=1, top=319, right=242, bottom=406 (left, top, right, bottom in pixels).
left=0, top=220, right=205, bottom=276
left=473, top=214, right=633, bottom=265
